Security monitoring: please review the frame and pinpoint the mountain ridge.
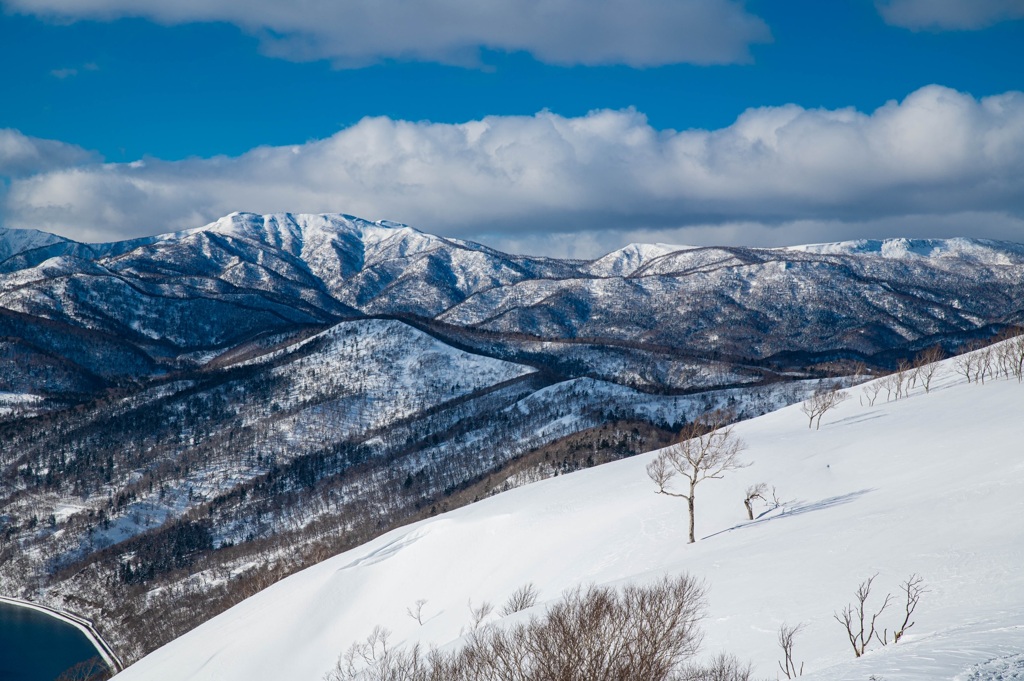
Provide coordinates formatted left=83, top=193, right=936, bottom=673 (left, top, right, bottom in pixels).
left=2, top=212, right=1022, bottom=399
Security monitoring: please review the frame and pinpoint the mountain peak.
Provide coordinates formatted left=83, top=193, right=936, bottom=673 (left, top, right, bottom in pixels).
left=588, top=242, right=695, bottom=277
left=0, top=225, right=72, bottom=262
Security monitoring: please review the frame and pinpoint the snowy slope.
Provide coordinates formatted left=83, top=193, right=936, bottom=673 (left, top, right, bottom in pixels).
left=785, top=237, right=1024, bottom=265
left=0, top=226, right=68, bottom=262
left=113, top=353, right=1024, bottom=681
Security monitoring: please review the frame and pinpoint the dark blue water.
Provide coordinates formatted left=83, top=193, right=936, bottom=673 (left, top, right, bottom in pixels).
left=0, top=601, right=105, bottom=681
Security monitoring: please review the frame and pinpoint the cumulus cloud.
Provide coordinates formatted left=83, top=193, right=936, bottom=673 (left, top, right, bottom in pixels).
left=0, top=129, right=99, bottom=178
left=3, top=85, right=1023, bottom=252
left=2, top=0, right=771, bottom=67
left=877, top=0, right=1024, bottom=30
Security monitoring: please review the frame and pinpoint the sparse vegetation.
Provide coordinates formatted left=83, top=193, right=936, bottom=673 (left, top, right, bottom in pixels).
left=54, top=657, right=112, bottom=681
left=800, top=384, right=848, bottom=429
left=834, top=574, right=926, bottom=658
left=500, top=583, right=539, bottom=616
left=327, top=574, right=759, bottom=681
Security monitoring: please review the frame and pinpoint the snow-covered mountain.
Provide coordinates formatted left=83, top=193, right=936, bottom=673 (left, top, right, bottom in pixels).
left=2, top=213, right=1023, bottom=670
left=113, top=347, right=1024, bottom=681
left=2, top=212, right=1023, bottom=397
left=0, top=226, right=68, bottom=262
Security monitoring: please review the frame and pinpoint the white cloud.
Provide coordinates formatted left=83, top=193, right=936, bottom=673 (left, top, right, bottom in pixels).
left=2, top=0, right=771, bottom=68
left=877, top=0, right=1024, bottom=30
left=49, top=62, right=100, bottom=79
left=3, top=86, right=1024, bottom=253
left=0, top=129, right=99, bottom=178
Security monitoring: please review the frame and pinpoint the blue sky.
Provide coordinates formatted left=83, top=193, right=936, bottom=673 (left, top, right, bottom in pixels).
left=1, top=0, right=1023, bottom=255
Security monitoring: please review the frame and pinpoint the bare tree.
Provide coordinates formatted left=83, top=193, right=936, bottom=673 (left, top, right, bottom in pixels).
left=777, top=622, right=804, bottom=679
left=913, top=346, right=945, bottom=393
left=834, top=574, right=892, bottom=658
left=333, top=625, right=393, bottom=678
left=406, top=598, right=428, bottom=625
left=742, top=483, right=768, bottom=521
left=468, top=599, right=494, bottom=630
left=647, top=412, right=748, bottom=543
left=55, top=658, right=111, bottom=681
left=882, top=574, right=927, bottom=645
left=976, top=346, right=994, bottom=384
left=801, top=384, right=849, bottom=430
left=861, top=381, right=884, bottom=406
left=894, top=360, right=914, bottom=398
left=879, top=372, right=899, bottom=401
left=1007, top=329, right=1024, bottom=382
left=769, top=486, right=787, bottom=511
left=500, top=583, right=539, bottom=616
left=1013, top=333, right=1024, bottom=383
left=953, top=351, right=977, bottom=383
left=835, top=573, right=926, bottom=657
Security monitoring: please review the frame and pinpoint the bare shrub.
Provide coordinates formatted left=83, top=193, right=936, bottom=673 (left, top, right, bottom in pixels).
left=882, top=574, right=927, bottom=645
left=328, top=574, right=744, bottom=681
left=330, top=626, right=394, bottom=681
left=776, top=622, right=804, bottom=678
left=647, top=411, right=748, bottom=543
left=55, top=658, right=112, bottom=681
left=406, top=598, right=428, bottom=625
left=769, top=486, right=787, bottom=510
left=500, top=582, right=539, bottom=616
left=835, top=574, right=892, bottom=658
left=834, top=574, right=926, bottom=658
left=679, top=652, right=757, bottom=680
left=468, top=599, right=494, bottom=630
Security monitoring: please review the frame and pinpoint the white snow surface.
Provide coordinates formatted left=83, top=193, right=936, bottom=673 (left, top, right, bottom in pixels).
left=784, top=237, right=1024, bottom=264
left=0, top=226, right=67, bottom=262
left=115, top=361, right=1024, bottom=681
left=587, top=242, right=696, bottom=277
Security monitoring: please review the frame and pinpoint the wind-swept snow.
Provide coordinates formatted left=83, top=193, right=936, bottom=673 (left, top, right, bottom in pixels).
left=115, top=354, right=1024, bottom=681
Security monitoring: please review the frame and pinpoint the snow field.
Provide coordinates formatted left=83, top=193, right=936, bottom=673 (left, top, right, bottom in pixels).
left=114, top=356, right=1024, bottom=681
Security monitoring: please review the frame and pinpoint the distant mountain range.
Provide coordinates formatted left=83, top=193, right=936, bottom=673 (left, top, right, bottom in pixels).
left=2, top=212, right=1022, bottom=399
left=1, top=213, right=1022, bottom=665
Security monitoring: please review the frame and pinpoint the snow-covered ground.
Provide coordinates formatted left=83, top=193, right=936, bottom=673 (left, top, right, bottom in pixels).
left=0, top=391, right=43, bottom=417
left=114, top=355, right=1024, bottom=681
